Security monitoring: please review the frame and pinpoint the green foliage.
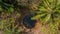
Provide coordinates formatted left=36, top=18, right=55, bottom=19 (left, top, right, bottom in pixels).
left=0, top=13, right=21, bottom=34
left=31, top=0, right=60, bottom=34
left=0, top=0, right=14, bottom=13
left=0, top=0, right=60, bottom=34
left=32, top=0, right=60, bottom=24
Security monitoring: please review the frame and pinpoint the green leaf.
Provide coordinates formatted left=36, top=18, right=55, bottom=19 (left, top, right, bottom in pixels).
left=31, top=14, right=46, bottom=20
left=39, top=6, right=47, bottom=12
left=8, top=7, right=14, bottom=13
left=42, top=14, right=51, bottom=24
left=0, top=6, right=2, bottom=11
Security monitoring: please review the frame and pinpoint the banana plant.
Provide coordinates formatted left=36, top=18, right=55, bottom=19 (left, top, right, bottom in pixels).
left=31, top=0, right=60, bottom=24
